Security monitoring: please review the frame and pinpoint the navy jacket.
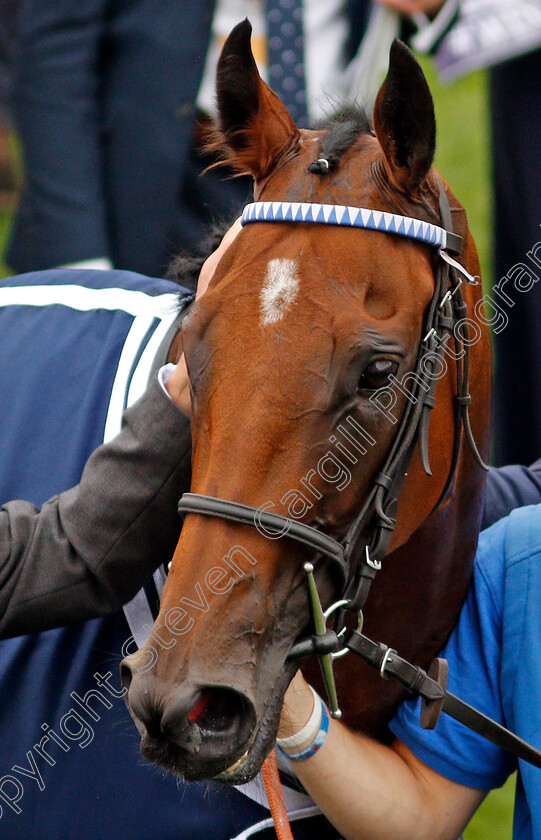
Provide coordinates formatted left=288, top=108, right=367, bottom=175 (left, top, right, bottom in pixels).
left=0, top=269, right=338, bottom=840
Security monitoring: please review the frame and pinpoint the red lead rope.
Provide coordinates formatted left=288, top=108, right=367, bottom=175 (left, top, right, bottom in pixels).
left=261, top=751, right=295, bottom=840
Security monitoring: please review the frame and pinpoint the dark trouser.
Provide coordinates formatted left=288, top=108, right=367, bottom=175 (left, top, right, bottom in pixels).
left=163, top=136, right=252, bottom=284
left=489, top=49, right=541, bottom=466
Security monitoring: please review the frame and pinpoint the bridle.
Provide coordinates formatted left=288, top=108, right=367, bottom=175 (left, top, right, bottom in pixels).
left=179, top=180, right=482, bottom=685
left=177, top=182, right=541, bottom=769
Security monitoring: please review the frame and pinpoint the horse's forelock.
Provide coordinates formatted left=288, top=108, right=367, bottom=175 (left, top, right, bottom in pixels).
left=310, top=105, right=373, bottom=173
left=204, top=104, right=373, bottom=179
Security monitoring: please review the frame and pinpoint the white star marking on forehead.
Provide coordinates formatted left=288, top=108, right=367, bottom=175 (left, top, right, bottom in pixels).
left=260, top=259, right=300, bottom=326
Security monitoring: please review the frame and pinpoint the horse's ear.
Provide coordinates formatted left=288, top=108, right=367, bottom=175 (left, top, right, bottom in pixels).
left=216, top=19, right=301, bottom=181
left=373, top=40, right=436, bottom=193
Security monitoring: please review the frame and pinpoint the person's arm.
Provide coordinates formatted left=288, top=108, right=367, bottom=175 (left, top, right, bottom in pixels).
left=374, top=0, right=448, bottom=15
left=374, top=0, right=460, bottom=55
left=277, top=672, right=483, bottom=840
left=0, top=371, right=191, bottom=639
left=278, top=514, right=517, bottom=839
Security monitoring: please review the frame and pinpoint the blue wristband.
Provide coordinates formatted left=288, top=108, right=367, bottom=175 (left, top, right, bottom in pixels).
left=277, top=698, right=330, bottom=762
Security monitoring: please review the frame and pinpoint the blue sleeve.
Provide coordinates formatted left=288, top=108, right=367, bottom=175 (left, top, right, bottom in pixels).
left=390, top=516, right=516, bottom=790
left=483, top=460, right=541, bottom=530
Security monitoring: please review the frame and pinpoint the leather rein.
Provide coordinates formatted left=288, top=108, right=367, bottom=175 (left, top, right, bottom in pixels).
left=177, top=181, right=541, bottom=773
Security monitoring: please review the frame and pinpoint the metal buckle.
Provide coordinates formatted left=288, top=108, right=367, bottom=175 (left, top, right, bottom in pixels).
left=438, top=289, right=453, bottom=309
left=439, top=279, right=463, bottom=311
left=365, top=546, right=381, bottom=571
left=423, top=327, right=438, bottom=345
left=379, top=647, right=396, bottom=680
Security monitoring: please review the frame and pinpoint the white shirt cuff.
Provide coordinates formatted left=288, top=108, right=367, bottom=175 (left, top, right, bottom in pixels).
left=157, top=363, right=176, bottom=399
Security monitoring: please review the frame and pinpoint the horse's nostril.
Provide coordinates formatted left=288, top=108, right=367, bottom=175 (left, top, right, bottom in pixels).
left=187, top=688, right=249, bottom=734
left=160, top=686, right=254, bottom=747
left=186, top=688, right=214, bottom=722
left=119, top=660, right=133, bottom=694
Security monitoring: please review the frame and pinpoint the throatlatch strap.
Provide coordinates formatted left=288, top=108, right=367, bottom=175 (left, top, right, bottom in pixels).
left=345, top=630, right=541, bottom=770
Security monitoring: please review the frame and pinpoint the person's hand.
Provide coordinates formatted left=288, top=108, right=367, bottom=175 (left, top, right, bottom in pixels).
left=278, top=670, right=316, bottom=746
left=374, top=0, right=446, bottom=16
left=166, top=218, right=242, bottom=413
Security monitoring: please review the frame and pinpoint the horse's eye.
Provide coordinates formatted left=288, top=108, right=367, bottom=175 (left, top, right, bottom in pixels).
left=357, top=359, right=399, bottom=393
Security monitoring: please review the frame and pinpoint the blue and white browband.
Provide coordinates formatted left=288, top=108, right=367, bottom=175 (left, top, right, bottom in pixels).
left=241, top=201, right=463, bottom=257
left=240, top=200, right=481, bottom=283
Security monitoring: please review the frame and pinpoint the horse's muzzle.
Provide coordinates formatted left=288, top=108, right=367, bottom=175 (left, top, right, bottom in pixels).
left=120, top=659, right=257, bottom=780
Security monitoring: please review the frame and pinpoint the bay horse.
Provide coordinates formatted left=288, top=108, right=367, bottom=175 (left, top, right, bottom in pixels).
left=121, top=20, right=491, bottom=787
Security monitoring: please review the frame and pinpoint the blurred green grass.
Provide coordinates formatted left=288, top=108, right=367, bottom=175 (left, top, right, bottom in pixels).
left=0, top=203, right=12, bottom=277
left=0, top=65, right=513, bottom=837
left=420, top=59, right=493, bottom=288
left=0, top=130, right=17, bottom=277
left=466, top=775, right=516, bottom=840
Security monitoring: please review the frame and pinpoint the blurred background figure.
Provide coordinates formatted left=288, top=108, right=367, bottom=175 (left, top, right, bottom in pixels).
left=7, top=0, right=250, bottom=278
left=489, top=48, right=541, bottom=466
left=5, top=0, right=453, bottom=281
left=0, top=0, right=18, bottom=208
left=428, top=0, right=541, bottom=465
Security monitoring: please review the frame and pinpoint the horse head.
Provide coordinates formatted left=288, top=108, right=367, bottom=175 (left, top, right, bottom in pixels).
left=121, top=21, right=491, bottom=783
